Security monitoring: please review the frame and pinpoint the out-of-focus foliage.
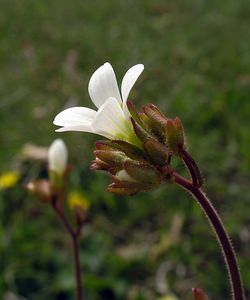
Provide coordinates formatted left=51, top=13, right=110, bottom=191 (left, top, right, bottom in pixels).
left=0, top=0, right=250, bottom=299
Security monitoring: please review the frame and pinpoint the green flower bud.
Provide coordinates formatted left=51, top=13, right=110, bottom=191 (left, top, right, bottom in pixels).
left=115, top=170, right=137, bottom=182
left=126, top=100, right=146, bottom=128
left=143, top=138, right=168, bottom=165
left=124, top=160, right=161, bottom=186
left=108, top=170, right=160, bottom=195
left=166, top=117, right=185, bottom=155
left=143, top=103, right=168, bottom=128
left=142, top=104, right=168, bottom=142
left=130, top=118, right=152, bottom=142
left=94, top=149, right=127, bottom=167
left=90, top=158, right=111, bottom=171
left=107, top=181, right=140, bottom=196
left=112, top=140, right=145, bottom=161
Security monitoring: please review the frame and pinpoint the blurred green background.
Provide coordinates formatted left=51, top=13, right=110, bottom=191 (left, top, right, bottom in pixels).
left=0, top=0, right=250, bottom=299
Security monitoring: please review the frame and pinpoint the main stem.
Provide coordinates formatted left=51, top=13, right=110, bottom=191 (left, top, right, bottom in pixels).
left=53, top=202, right=83, bottom=300
left=172, top=172, right=245, bottom=300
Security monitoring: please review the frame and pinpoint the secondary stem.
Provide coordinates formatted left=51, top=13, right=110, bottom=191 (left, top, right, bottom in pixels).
left=172, top=172, right=245, bottom=300
left=53, top=202, right=84, bottom=300
left=72, top=233, right=83, bottom=300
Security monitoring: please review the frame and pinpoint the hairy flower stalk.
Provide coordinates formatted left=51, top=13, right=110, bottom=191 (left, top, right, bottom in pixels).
left=172, top=172, right=245, bottom=300
left=54, top=63, right=245, bottom=299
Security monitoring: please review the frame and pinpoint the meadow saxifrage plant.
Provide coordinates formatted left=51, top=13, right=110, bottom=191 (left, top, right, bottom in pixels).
left=54, top=63, right=246, bottom=300
left=27, top=139, right=86, bottom=300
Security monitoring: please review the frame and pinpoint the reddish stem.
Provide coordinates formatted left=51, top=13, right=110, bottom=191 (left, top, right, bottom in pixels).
left=72, top=233, right=83, bottom=300
left=181, top=148, right=203, bottom=188
left=172, top=172, right=245, bottom=300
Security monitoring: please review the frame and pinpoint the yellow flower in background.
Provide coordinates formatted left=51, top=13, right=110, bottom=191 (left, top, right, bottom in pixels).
left=68, top=191, right=90, bottom=212
left=157, top=295, right=179, bottom=300
left=0, top=171, right=20, bottom=189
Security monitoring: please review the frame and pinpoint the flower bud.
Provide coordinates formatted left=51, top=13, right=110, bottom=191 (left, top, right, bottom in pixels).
left=94, top=149, right=127, bottom=167
left=107, top=181, right=140, bottom=196
left=90, top=158, right=111, bottom=171
left=106, top=160, right=162, bottom=195
left=142, top=104, right=169, bottom=141
left=95, top=140, right=144, bottom=160
left=48, top=139, right=68, bottom=188
left=126, top=100, right=146, bottom=128
left=166, top=117, right=185, bottom=155
left=130, top=118, right=152, bottom=142
left=91, top=139, right=147, bottom=176
left=143, top=138, right=168, bottom=165
left=48, top=139, right=68, bottom=175
left=111, top=140, right=145, bottom=161
left=26, top=180, right=52, bottom=203
left=124, top=160, right=161, bottom=186
left=115, top=170, right=137, bottom=182
left=143, top=103, right=168, bottom=128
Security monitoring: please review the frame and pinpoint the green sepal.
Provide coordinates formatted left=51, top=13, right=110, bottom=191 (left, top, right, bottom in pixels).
left=95, top=140, right=120, bottom=151
left=126, top=100, right=145, bottom=128
left=112, top=140, right=145, bottom=160
left=90, top=159, right=110, bottom=171
left=94, top=150, right=126, bottom=167
left=143, top=104, right=168, bottom=127
left=166, top=117, right=185, bottom=155
left=107, top=179, right=152, bottom=196
left=142, top=104, right=168, bottom=143
left=49, top=170, right=64, bottom=190
left=143, top=138, right=168, bottom=165
left=107, top=182, right=139, bottom=196
left=130, top=118, right=153, bottom=142
left=124, top=160, right=161, bottom=185
left=96, top=139, right=144, bottom=161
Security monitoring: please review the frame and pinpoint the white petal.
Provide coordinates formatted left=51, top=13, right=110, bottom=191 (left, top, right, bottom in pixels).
left=53, top=107, right=96, bottom=126
left=53, top=107, right=96, bottom=133
left=56, top=125, right=93, bottom=133
left=88, top=63, right=122, bottom=108
left=116, top=170, right=137, bottom=182
left=92, top=97, right=128, bottom=140
left=48, top=139, right=68, bottom=175
left=121, top=64, right=144, bottom=105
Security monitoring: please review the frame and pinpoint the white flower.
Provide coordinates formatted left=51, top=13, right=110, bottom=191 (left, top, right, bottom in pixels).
left=53, top=63, right=144, bottom=145
left=48, top=139, right=68, bottom=175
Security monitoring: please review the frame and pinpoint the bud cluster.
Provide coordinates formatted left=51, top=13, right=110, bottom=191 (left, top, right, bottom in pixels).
left=91, top=102, right=185, bottom=195
left=26, top=139, right=88, bottom=234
